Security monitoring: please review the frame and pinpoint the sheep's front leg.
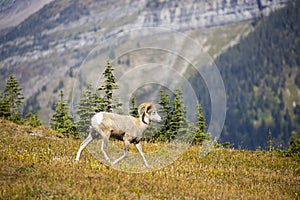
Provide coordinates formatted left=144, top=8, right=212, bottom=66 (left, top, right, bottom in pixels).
left=112, top=140, right=130, bottom=165
left=135, top=142, right=149, bottom=168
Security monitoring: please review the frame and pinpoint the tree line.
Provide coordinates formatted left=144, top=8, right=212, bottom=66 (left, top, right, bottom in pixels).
left=75, top=60, right=208, bottom=144
left=0, top=60, right=208, bottom=144
left=212, top=0, right=300, bottom=149
left=1, top=60, right=299, bottom=156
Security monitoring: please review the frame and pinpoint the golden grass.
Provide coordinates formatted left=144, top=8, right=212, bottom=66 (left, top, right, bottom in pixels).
left=0, top=119, right=299, bottom=199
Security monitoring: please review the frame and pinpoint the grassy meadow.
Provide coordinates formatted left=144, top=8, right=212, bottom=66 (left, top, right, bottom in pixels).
left=0, top=119, right=299, bottom=199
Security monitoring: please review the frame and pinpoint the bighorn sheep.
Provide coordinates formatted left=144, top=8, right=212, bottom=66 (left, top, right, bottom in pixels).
left=75, top=102, right=161, bottom=167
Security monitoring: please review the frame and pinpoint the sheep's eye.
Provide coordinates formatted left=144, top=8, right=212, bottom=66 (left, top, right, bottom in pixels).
left=152, top=111, right=156, bottom=115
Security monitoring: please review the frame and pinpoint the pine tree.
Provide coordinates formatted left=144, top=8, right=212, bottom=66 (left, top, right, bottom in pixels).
left=193, top=103, right=208, bottom=144
left=0, top=93, right=10, bottom=119
left=97, top=59, right=121, bottom=113
left=129, top=96, right=139, bottom=118
left=157, top=88, right=173, bottom=141
left=24, top=112, right=42, bottom=127
left=51, top=90, right=76, bottom=137
left=170, top=87, right=187, bottom=140
left=76, top=83, right=98, bottom=137
left=286, top=131, right=300, bottom=157
left=0, top=74, right=24, bottom=121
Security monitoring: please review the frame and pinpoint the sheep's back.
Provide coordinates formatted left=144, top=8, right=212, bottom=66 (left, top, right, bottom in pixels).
left=99, top=112, right=144, bottom=137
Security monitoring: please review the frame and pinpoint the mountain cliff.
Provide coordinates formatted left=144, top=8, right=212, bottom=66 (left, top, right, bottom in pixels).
left=141, top=0, right=287, bottom=29
left=0, top=0, right=287, bottom=98
left=0, top=0, right=295, bottom=149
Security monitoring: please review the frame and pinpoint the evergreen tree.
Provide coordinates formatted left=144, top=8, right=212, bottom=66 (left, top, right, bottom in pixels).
left=193, top=103, right=208, bottom=144
left=93, top=96, right=105, bottom=113
left=129, top=96, right=139, bottom=118
left=76, top=83, right=98, bottom=137
left=157, top=88, right=173, bottom=141
left=51, top=90, right=76, bottom=137
left=286, top=131, right=300, bottom=158
left=0, top=93, right=10, bottom=119
left=24, top=112, right=42, bottom=127
left=0, top=74, right=24, bottom=121
left=170, top=87, right=187, bottom=140
left=97, top=59, right=121, bottom=113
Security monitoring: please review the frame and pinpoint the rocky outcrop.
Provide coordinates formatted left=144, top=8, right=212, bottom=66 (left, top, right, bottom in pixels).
left=0, top=0, right=54, bottom=30
left=139, top=0, right=287, bottom=30
left=0, top=0, right=288, bottom=123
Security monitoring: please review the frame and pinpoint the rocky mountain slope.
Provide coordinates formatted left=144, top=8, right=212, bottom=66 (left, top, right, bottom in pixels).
left=214, top=0, right=300, bottom=149
left=0, top=0, right=293, bottom=149
left=0, top=0, right=287, bottom=96
left=0, top=0, right=54, bottom=31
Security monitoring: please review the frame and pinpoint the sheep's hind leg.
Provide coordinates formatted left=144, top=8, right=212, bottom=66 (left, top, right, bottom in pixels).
left=112, top=140, right=130, bottom=165
left=75, top=131, right=95, bottom=161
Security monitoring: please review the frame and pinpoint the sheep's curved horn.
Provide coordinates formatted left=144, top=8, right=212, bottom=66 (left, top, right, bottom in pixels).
left=138, top=102, right=155, bottom=117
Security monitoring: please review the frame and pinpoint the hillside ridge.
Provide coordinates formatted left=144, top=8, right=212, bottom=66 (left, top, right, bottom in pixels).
left=0, top=0, right=295, bottom=149
left=0, top=119, right=299, bottom=199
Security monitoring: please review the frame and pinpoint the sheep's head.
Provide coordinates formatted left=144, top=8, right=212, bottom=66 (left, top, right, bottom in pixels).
left=138, top=102, right=161, bottom=123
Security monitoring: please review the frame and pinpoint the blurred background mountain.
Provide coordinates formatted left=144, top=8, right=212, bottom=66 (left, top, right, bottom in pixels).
left=0, top=0, right=299, bottom=149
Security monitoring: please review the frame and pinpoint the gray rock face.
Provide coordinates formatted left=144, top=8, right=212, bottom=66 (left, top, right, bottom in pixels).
left=0, top=0, right=288, bottom=123
left=139, top=0, right=287, bottom=29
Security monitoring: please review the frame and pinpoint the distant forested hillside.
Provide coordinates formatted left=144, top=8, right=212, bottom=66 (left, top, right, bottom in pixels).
left=211, top=0, right=300, bottom=149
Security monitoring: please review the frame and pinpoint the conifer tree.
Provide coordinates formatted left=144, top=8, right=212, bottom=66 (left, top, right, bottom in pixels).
left=0, top=74, right=24, bottom=121
left=157, top=88, right=173, bottom=141
left=24, top=112, right=42, bottom=127
left=129, top=96, right=139, bottom=118
left=51, top=90, right=76, bottom=137
left=286, top=131, right=300, bottom=157
left=193, top=103, right=208, bottom=144
left=76, top=84, right=98, bottom=137
left=170, top=87, right=187, bottom=139
left=97, top=59, right=121, bottom=113
left=0, top=93, right=10, bottom=119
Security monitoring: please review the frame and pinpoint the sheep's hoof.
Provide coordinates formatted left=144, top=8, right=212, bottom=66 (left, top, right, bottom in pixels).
left=112, top=160, right=119, bottom=166
left=142, top=165, right=151, bottom=172
left=144, top=162, right=150, bottom=168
